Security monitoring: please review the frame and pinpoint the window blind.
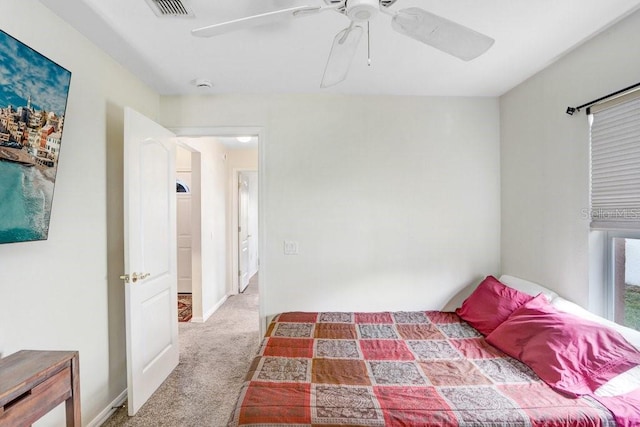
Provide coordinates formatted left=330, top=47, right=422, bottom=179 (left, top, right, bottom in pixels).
left=590, top=91, right=640, bottom=229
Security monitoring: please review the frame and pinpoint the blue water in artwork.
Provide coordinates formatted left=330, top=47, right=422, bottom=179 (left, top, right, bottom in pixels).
left=0, top=161, right=54, bottom=243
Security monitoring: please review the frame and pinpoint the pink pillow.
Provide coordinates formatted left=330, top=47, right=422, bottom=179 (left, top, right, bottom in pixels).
left=455, top=276, right=534, bottom=336
left=486, top=294, right=640, bottom=396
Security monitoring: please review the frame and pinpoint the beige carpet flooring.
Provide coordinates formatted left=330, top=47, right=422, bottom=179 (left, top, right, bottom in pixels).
left=102, top=275, right=259, bottom=426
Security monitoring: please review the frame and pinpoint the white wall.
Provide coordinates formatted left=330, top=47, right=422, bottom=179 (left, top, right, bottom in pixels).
left=227, top=148, right=259, bottom=170
left=176, top=144, right=193, bottom=189
left=160, top=94, right=501, bottom=325
left=0, top=1, right=159, bottom=425
left=500, top=9, right=640, bottom=309
left=181, top=137, right=229, bottom=320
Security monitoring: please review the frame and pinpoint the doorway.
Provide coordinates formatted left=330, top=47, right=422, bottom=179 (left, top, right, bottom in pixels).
left=169, top=132, right=261, bottom=323
left=170, top=127, right=261, bottom=306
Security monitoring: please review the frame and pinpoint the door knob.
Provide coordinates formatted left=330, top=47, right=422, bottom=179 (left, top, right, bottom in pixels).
left=130, top=272, right=151, bottom=283
left=119, top=272, right=150, bottom=284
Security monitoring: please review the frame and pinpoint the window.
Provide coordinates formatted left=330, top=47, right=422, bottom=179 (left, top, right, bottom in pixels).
left=590, top=88, right=640, bottom=329
left=176, top=179, right=190, bottom=193
left=607, top=233, right=640, bottom=330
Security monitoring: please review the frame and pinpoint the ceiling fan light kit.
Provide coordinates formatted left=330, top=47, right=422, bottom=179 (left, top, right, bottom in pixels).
left=191, top=0, right=495, bottom=88
left=346, top=0, right=379, bottom=21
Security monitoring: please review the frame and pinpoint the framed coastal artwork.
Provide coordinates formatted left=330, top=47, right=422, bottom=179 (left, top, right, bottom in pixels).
left=0, top=29, right=71, bottom=244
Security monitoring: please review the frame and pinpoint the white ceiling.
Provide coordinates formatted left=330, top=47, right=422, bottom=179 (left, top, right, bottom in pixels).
left=217, top=136, right=259, bottom=149
left=40, top=0, right=640, bottom=97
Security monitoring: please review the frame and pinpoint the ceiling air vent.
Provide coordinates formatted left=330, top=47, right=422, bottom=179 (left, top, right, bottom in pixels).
left=145, top=0, right=195, bottom=17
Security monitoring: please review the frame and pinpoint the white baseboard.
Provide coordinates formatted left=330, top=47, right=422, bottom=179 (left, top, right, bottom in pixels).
left=192, top=295, right=228, bottom=323
left=88, top=295, right=230, bottom=423
left=87, top=389, right=127, bottom=427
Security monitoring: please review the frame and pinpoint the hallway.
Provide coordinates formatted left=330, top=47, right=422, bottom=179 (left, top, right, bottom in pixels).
left=103, top=275, right=259, bottom=426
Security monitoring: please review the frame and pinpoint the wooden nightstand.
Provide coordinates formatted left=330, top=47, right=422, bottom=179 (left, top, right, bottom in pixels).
left=0, top=350, right=80, bottom=427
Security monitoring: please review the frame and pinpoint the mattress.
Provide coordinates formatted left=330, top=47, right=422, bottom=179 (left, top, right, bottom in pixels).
left=227, top=310, right=615, bottom=426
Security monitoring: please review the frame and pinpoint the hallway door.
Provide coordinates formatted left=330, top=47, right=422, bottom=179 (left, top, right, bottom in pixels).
left=123, top=107, right=179, bottom=415
left=238, top=173, right=250, bottom=292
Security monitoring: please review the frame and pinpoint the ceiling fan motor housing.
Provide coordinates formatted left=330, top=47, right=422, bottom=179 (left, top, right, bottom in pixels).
left=346, top=0, right=379, bottom=21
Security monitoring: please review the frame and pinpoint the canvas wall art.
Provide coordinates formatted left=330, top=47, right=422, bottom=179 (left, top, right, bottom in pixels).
left=0, top=29, right=71, bottom=244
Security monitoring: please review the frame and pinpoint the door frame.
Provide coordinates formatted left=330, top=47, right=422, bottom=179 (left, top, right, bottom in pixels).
left=169, top=126, right=267, bottom=334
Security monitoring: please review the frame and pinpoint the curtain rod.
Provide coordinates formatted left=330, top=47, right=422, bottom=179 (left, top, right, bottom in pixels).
left=566, top=81, right=640, bottom=115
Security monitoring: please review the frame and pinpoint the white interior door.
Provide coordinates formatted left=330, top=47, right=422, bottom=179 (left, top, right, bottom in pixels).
left=238, top=173, right=250, bottom=292
left=176, top=148, right=192, bottom=294
left=177, top=192, right=192, bottom=293
left=124, top=107, right=178, bottom=415
left=246, top=171, right=259, bottom=277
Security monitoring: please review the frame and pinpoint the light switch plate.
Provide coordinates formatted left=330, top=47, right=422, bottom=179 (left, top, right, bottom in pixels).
left=284, top=240, right=299, bottom=255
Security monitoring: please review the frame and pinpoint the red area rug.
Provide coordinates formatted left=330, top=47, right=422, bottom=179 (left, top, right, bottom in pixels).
left=178, top=293, right=192, bottom=322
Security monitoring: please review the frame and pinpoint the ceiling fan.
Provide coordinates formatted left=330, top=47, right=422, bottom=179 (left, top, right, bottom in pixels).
left=191, top=0, right=494, bottom=88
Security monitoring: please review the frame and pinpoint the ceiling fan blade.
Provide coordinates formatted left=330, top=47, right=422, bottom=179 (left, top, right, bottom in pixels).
left=192, top=6, right=321, bottom=38
left=391, top=7, right=494, bottom=61
left=321, top=25, right=364, bottom=88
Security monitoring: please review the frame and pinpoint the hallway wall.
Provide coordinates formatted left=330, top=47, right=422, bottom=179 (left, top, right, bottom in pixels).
left=180, top=137, right=228, bottom=321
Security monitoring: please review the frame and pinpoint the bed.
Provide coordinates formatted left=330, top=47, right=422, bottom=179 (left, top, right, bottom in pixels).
left=227, top=276, right=640, bottom=426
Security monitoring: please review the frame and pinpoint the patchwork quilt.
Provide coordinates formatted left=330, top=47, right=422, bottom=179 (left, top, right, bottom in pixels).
left=228, top=311, right=616, bottom=426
